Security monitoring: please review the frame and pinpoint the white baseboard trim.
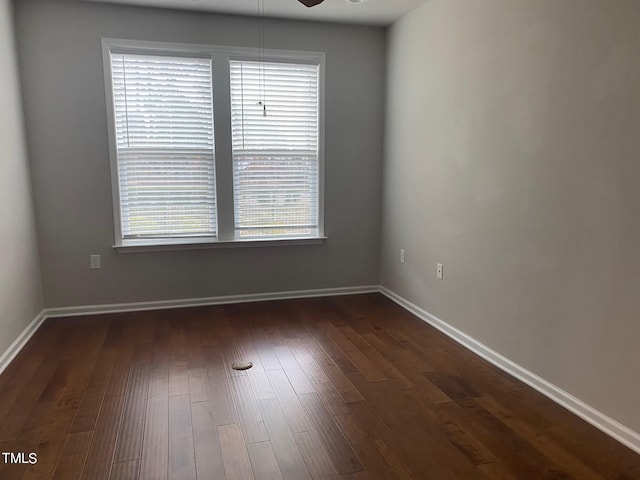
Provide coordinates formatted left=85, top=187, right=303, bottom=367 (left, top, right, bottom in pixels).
left=43, top=285, right=380, bottom=318
left=0, top=310, right=47, bottom=376
left=380, top=286, right=640, bottom=455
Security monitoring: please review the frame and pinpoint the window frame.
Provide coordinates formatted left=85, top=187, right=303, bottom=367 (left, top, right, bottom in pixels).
left=101, top=38, right=326, bottom=252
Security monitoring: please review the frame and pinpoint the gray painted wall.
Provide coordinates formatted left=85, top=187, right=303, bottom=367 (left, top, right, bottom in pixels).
left=14, top=0, right=385, bottom=308
left=382, top=0, right=640, bottom=432
left=0, top=0, right=44, bottom=354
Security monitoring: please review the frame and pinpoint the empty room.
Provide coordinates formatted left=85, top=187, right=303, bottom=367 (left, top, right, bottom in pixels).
left=1, top=0, right=639, bottom=478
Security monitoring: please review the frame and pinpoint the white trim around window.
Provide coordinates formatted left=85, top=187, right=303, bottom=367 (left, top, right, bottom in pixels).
left=101, top=38, right=326, bottom=251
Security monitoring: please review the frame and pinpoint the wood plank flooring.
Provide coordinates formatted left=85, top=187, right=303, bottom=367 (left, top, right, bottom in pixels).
left=0, top=293, right=638, bottom=479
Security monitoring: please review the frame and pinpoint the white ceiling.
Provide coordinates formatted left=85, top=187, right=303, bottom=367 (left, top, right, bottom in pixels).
left=82, top=0, right=428, bottom=26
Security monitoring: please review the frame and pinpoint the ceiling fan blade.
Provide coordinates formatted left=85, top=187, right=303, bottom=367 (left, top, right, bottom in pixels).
left=298, top=0, right=325, bottom=7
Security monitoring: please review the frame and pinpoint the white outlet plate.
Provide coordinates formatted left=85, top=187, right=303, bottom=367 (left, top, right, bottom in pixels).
left=437, top=262, right=443, bottom=280
left=90, top=254, right=101, bottom=270
left=400, top=249, right=405, bottom=264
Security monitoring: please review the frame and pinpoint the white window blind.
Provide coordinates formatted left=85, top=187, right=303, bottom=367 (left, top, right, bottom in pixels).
left=230, top=60, right=320, bottom=238
left=111, top=53, right=217, bottom=238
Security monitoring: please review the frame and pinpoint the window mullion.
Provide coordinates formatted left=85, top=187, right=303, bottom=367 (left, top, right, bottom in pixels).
left=211, top=52, right=235, bottom=241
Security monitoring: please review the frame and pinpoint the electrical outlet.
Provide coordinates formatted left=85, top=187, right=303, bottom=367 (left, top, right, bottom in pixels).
left=400, top=249, right=405, bottom=264
left=90, top=254, right=101, bottom=270
left=436, top=262, right=443, bottom=280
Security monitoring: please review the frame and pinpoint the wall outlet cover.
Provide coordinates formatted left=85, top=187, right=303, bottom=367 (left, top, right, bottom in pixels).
left=90, top=254, right=101, bottom=269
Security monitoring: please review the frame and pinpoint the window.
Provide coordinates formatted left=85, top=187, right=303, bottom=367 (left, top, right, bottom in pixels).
left=102, top=39, right=324, bottom=250
left=110, top=53, right=217, bottom=239
left=230, top=60, right=320, bottom=239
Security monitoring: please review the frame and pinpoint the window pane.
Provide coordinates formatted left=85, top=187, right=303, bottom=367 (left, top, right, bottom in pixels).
left=118, top=151, right=216, bottom=237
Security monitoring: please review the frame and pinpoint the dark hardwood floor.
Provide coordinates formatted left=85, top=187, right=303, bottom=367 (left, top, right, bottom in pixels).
left=0, top=293, right=638, bottom=479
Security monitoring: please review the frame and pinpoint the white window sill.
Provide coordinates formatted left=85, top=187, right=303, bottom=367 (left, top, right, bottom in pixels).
left=113, top=236, right=327, bottom=253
